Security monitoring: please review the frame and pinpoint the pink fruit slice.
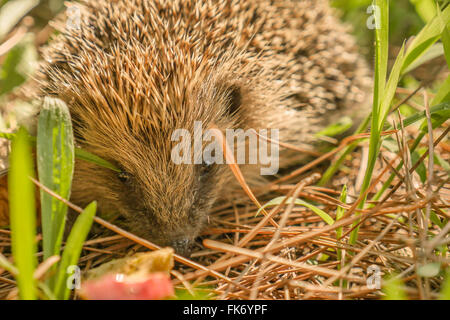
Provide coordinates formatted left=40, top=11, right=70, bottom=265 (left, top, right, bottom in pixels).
left=81, top=272, right=174, bottom=300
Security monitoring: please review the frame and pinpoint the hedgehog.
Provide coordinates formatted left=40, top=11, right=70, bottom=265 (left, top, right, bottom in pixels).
left=35, top=0, right=371, bottom=256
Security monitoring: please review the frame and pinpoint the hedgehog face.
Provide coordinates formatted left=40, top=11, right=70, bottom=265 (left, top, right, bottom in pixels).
left=69, top=80, right=243, bottom=256
left=112, top=164, right=223, bottom=257
left=71, top=135, right=228, bottom=256
left=117, top=159, right=229, bottom=256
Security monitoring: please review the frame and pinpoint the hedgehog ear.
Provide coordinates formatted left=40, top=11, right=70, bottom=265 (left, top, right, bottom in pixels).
left=225, top=85, right=242, bottom=116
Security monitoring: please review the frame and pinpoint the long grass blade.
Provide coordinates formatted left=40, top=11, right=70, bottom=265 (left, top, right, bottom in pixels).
left=0, top=130, right=120, bottom=173
left=400, top=5, right=450, bottom=74
left=8, top=127, right=37, bottom=299
left=257, top=196, right=335, bottom=226
left=54, top=201, right=96, bottom=300
left=37, top=97, right=75, bottom=262
left=349, top=0, right=389, bottom=245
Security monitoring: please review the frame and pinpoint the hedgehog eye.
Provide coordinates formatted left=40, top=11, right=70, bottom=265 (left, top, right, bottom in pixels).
left=200, top=160, right=214, bottom=177
left=225, top=85, right=242, bottom=116
left=117, top=171, right=132, bottom=183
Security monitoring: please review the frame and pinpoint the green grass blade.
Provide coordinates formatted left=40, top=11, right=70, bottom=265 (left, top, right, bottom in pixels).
left=174, top=288, right=214, bottom=300
left=0, top=131, right=120, bottom=173
left=257, top=196, right=335, bottom=226
left=0, top=252, right=18, bottom=275
left=8, top=127, right=37, bottom=300
left=75, top=148, right=120, bottom=172
left=434, top=153, right=450, bottom=177
left=442, top=19, right=450, bottom=68
left=336, top=185, right=347, bottom=265
left=336, top=185, right=347, bottom=230
left=54, top=201, right=96, bottom=300
left=37, top=97, right=75, bottom=262
left=409, top=0, right=437, bottom=23
left=411, top=150, right=427, bottom=183
left=38, top=282, right=57, bottom=300
left=417, top=262, right=441, bottom=278
left=431, top=75, right=450, bottom=106
left=0, top=132, right=16, bottom=140
left=382, top=275, right=407, bottom=300
left=401, top=42, right=444, bottom=74
left=349, top=0, right=389, bottom=245
left=318, top=114, right=371, bottom=186
left=400, top=102, right=449, bottom=128
left=400, top=5, right=450, bottom=74
left=371, top=131, right=424, bottom=202
left=440, top=269, right=450, bottom=300
left=315, top=117, right=353, bottom=138
left=372, top=0, right=389, bottom=117
left=378, top=44, right=406, bottom=131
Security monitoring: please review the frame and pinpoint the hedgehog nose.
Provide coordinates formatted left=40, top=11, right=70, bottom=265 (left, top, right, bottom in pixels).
left=171, top=238, right=192, bottom=257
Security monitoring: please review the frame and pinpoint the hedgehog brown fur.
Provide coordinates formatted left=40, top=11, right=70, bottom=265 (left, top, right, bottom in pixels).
left=36, top=0, right=371, bottom=255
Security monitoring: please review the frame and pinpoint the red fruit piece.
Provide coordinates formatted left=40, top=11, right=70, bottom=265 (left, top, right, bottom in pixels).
left=81, top=272, right=174, bottom=300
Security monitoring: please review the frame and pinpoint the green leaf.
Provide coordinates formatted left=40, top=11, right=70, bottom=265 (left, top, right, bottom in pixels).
left=318, top=116, right=371, bottom=186
left=257, top=196, right=335, bottom=226
left=373, top=0, right=390, bottom=115
left=383, top=275, right=407, bottom=300
left=418, top=104, right=450, bottom=133
left=442, top=25, right=450, bottom=68
left=75, top=148, right=120, bottom=172
left=0, top=132, right=17, bottom=140
left=402, top=43, right=444, bottom=74
left=439, top=6, right=450, bottom=68
left=174, top=288, right=215, bottom=300
left=0, top=131, right=120, bottom=173
left=381, top=137, right=399, bottom=153
left=8, top=127, right=37, bottom=300
left=37, top=97, right=75, bottom=262
left=417, top=262, right=440, bottom=277
left=440, top=269, right=450, bottom=300
left=409, top=0, right=437, bottom=23
left=434, top=153, right=450, bottom=177
left=378, top=44, right=406, bottom=131
left=316, top=117, right=353, bottom=137
left=54, top=201, right=96, bottom=300
left=431, top=75, right=450, bottom=106
left=411, top=150, right=427, bottom=183
left=331, top=0, right=372, bottom=10
left=401, top=5, right=450, bottom=75
left=0, top=252, right=18, bottom=275
left=429, top=211, right=445, bottom=229
left=400, top=102, right=450, bottom=128
left=336, top=185, right=347, bottom=223
left=336, top=185, right=347, bottom=265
